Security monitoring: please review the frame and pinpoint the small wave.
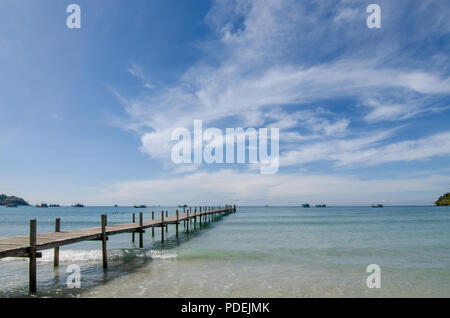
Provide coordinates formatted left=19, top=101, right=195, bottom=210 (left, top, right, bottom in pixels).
left=0, top=249, right=177, bottom=264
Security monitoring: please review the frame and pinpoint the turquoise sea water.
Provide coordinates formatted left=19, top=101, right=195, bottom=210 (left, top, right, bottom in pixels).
left=0, top=205, right=449, bottom=297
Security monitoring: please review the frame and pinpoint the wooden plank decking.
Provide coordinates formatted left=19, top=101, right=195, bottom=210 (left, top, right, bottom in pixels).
left=0, top=205, right=236, bottom=292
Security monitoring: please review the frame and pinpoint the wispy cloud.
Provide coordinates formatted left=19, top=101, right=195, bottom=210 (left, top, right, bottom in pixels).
left=113, top=0, right=450, bottom=175
left=93, top=169, right=450, bottom=205
left=127, top=63, right=155, bottom=89
left=282, top=130, right=450, bottom=167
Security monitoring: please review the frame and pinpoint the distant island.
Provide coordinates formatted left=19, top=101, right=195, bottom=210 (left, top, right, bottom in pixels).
left=435, top=192, right=450, bottom=206
left=0, top=194, right=30, bottom=206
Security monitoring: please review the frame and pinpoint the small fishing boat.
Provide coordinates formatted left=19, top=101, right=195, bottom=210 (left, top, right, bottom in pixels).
left=36, top=203, right=48, bottom=208
left=302, top=203, right=310, bottom=208
left=49, top=204, right=60, bottom=207
left=315, top=204, right=326, bottom=208
left=178, top=204, right=188, bottom=208
left=72, top=203, right=84, bottom=207
left=134, top=205, right=147, bottom=208
left=371, top=203, right=384, bottom=208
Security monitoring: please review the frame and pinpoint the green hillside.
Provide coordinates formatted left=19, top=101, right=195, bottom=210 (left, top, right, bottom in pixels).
left=435, top=192, right=450, bottom=206
left=0, top=194, right=30, bottom=206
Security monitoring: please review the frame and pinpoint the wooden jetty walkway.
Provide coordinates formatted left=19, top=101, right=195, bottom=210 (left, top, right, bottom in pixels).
left=0, top=205, right=236, bottom=293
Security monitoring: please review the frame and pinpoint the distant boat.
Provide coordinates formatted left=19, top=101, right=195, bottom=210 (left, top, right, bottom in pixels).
left=6, top=203, right=17, bottom=208
left=302, top=203, right=310, bottom=208
left=72, top=203, right=84, bottom=207
left=114, top=205, right=118, bottom=207
left=134, top=205, right=147, bottom=208
left=36, top=203, right=48, bottom=208
left=315, top=204, right=326, bottom=208
left=49, top=204, right=60, bottom=207
left=178, top=204, right=188, bottom=208
left=371, top=203, right=384, bottom=208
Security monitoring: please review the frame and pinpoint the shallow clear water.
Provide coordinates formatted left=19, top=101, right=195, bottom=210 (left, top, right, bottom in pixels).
left=0, top=205, right=449, bottom=297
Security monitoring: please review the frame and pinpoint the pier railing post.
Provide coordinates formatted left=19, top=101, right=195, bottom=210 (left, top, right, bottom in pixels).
left=29, top=219, right=37, bottom=293
left=139, top=212, right=143, bottom=248
left=54, top=218, right=60, bottom=268
left=176, top=210, right=179, bottom=239
left=101, top=214, right=108, bottom=270
left=132, top=213, right=135, bottom=243
left=161, top=211, right=165, bottom=243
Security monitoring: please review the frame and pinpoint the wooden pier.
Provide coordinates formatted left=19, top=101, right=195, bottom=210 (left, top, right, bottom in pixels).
left=0, top=205, right=236, bottom=293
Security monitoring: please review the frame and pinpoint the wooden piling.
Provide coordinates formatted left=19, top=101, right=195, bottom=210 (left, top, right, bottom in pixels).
left=53, top=218, right=60, bottom=268
left=139, top=212, right=143, bottom=248
left=152, top=211, right=155, bottom=237
left=187, top=208, right=189, bottom=233
left=132, top=213, right=135, bottom=243
left=101, top=214, right=108, bottom=269
left=161, top=211, right=165, bottom=242
left=29, top=219, right=37, bottom=293
left=176, top=210, right=179, bottom=238
left=165, top=211, right=168, bottom=233
left=194, top=208, right=197, bottom=230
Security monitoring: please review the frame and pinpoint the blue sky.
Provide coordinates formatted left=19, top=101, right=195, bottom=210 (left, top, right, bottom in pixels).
left=1, top=0, right=450, bottom=205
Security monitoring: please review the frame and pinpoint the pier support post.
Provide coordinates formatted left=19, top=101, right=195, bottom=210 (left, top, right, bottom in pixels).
left=194, top=208, right=197, bottom=230
left=54, top=218, right=60, bottom=268
left=161, top=211, right=165, bottom=243
left=139, top=212, right=143, bottom=248
left=132, top=213, right=135, bottom=243
left=199, top=207, right=202, bottom=228
left=29, top=219, right=37, bottom=293
left=166, top=211, right=168, bottom=233
left=187, top=208, right=189, bottom=233
left=152, top=211, right=155, bottom=237
left=183, top=207, right=186, bottom=229
left=176, top=210, right=179, bottom=239
left=101, top=214, right=108, bottom=270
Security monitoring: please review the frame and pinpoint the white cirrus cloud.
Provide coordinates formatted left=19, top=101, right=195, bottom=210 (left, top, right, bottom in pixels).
left=113, top=0, right=450, bottom=173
